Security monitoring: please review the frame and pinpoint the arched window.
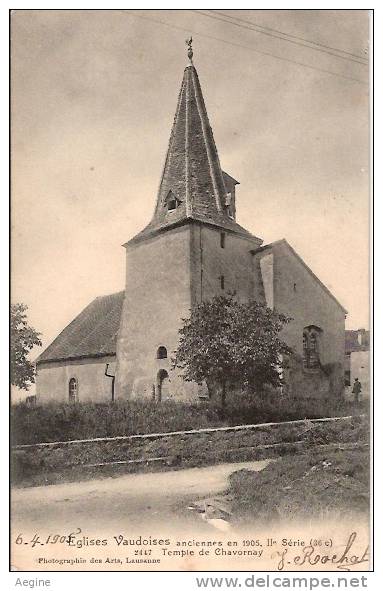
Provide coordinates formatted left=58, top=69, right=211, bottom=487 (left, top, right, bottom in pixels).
left=157, top=346, right=168, bottom=359
left=69, top=378, right=78, bottom=402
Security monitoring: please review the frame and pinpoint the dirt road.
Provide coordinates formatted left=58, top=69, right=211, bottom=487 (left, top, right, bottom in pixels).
left=12, top=460, right=270, bottom=536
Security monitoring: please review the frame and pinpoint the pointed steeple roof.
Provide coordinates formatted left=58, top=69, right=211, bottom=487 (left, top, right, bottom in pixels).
left=127, top=63, right=262, bottom=247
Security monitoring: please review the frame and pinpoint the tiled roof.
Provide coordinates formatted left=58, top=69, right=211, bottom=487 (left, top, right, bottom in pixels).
left=126, top=65, right=262, bottom=247
left=345, top=329, right=370, bottom=353
left=36, top=291, right=124, bottom=363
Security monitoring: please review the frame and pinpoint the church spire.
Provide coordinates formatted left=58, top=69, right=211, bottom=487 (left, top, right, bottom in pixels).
left=127, top=47, right=261, bottom=246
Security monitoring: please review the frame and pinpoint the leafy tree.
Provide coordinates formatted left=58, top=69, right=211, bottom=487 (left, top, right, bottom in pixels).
left=10, top=303, right=42, bottom=390
left=173, top=295, right=292, bottom=407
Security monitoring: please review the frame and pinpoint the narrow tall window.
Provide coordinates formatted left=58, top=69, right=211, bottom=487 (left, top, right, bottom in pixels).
left=310, top=333, right=317, bottom=352
left=303, top=326, right=321, bottom=370
left=69, top=378, right=78, bottom=403
left=220, top=275, right=225, bottom=290
left=220, top=232, right=226, bottom=249
left=308, top=333, right=320, bottom=368
left=303, top=334, right=308, bottom=368
left=225, top=193, right=234, bottom=219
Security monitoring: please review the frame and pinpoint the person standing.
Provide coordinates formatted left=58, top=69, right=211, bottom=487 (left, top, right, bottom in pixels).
left=352, top=377, right=362, bottom=403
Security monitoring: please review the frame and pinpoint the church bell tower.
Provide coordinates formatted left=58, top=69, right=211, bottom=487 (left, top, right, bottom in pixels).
left=115, top=42, right=262, bottom=401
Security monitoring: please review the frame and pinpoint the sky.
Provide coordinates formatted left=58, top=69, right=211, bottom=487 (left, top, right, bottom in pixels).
left=11, top=9, right=370, bottom=380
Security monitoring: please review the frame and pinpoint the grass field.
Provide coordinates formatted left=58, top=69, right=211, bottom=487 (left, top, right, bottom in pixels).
left=228, top=446, right=369, bottom=524
left=11, top=396, right=368, bottom=445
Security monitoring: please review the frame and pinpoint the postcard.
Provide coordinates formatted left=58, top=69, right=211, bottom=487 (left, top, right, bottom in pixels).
left=10, top=9, right=371, bottom=573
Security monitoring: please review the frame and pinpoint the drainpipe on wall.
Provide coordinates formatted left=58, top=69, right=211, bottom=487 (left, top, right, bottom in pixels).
left=200, top=225, right=203, bottom=302
left=105, top=363, right=115, bottom=402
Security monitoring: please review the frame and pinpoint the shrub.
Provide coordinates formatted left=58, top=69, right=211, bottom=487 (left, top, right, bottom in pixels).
left=219, top=389, right=367, bottom=426
left=11, top=399, right=223, bottom=445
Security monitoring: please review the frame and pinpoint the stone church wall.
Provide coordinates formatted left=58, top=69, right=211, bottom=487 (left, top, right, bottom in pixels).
left=37, top=233, right=345, bottom=404
left=190, top=223, right=259, bottom=304
left=115, top=224, right=200, bottom=401
left=116, top=223, right=263, bottom=402
left=265, top=241, right=345, bottom=397
left=36, top=355, right=116, bottom=403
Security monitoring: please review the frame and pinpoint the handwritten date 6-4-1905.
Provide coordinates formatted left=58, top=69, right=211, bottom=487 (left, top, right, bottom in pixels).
left=14, top=529, right=107, bottom=549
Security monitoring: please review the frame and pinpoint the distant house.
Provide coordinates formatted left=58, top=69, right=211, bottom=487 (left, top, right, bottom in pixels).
left=345, top=329, right=370, bottom=399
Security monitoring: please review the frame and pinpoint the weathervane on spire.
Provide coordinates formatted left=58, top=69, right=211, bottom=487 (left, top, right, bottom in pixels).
left=185, top=36, right=193, bottom=64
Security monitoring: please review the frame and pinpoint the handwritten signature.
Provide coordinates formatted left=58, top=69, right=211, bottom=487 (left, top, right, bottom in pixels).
left=273, top=532, right=369, bottom=571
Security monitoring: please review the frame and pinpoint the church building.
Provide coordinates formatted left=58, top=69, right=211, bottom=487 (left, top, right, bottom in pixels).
left=36, top=45, right=346, bottom=404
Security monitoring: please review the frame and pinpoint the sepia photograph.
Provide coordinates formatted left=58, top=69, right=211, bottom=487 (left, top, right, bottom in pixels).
left=10, top=8, right=371, bottom=573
